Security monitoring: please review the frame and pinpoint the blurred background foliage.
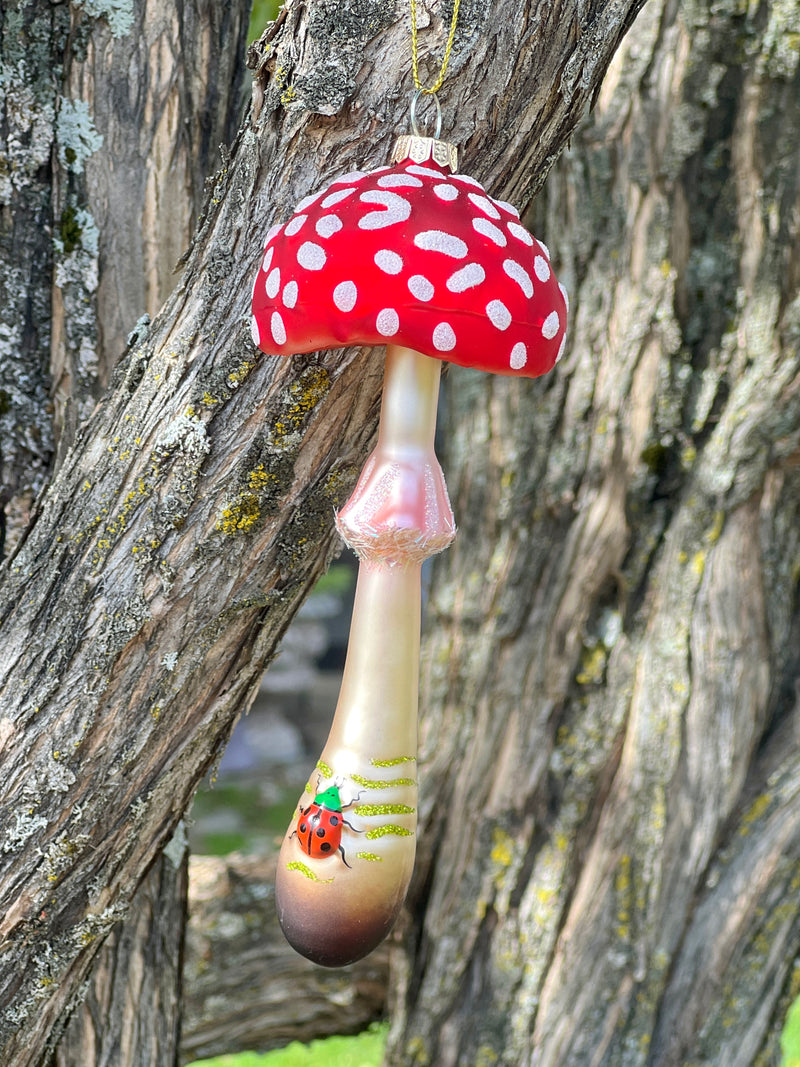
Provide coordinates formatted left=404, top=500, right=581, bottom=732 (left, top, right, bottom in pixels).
left=249, top=0, right=282, bottom=41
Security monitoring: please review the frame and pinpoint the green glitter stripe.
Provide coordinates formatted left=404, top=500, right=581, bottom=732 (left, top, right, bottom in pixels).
left=287, top=861, right=334, bottom=883
left=357, top=852, right=383, bottom=862
left=351, top=773, right=416, bottom=789
left=365, top=825, right=414, bottom=839
left=370, top=755, right=416, bottom=767
left=355, top=804, right=416, bottom=817
left=315, top=759, right=333, bottom=778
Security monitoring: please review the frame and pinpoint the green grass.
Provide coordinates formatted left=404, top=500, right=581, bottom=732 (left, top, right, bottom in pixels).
left=782, top=993, right=800, bottom=1066
left=189, top=781, right=298, bottom=857
left=187, top=1023, right=387, bottom=1067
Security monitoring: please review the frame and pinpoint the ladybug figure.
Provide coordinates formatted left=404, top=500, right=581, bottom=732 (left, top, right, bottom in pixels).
left=291, top=782, right=363, bottom=868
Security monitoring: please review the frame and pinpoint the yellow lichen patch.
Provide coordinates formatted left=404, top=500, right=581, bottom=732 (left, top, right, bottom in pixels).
left=316, top=759, right=333, bottom=779
left=691, top=550, right=706, bottom=577
left=370, top=755, right=416, bottom=767
left=739, top=793, right=771, bottom=835
left=248, top=464, right=276, bottom=491
left=287, top=861, right=334, bottom=883
left=576, top=644, right=607, bottom=685
left=365, top=824, right=414, bottom=839
left=202, top=391, right=220, bottom=406
left=615, top=853, right=633, bottom=939
left=475, top=1045, right=499, bottom=1067
left=216, top=492, right=260, bottom=535
left=227, top=359, right=256, bottom=386
left=357, top=852, right=383, bottom=862
left=272, top=367, right=330, bottom=440
left=705, top=509, right=725, bottom=544
left=490, top=828, right=514, bottom=868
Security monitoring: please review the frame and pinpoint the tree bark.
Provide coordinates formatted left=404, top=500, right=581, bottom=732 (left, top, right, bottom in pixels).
left=181, top=853, right=388, bottom=1064
left=388, top=0, right=800, bottom=1064
left=2, top=3, right=249, bottom=1062
left=0, top=1, right=642, bottom=1063
left=49, top=826, right=189, bottom=1067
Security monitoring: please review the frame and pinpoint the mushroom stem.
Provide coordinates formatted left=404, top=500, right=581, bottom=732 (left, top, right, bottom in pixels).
left=275, top=563, right=420, bottom=967
left=275, top=346, right=456, bottom=967
left=335, top=344, right=455, bottom=565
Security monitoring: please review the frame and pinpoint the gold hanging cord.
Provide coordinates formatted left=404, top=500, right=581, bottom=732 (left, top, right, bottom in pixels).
left=409, top=0, right=461, bottom=95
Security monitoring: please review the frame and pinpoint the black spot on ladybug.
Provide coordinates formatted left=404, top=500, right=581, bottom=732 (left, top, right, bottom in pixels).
left=329, top=815, right=339, bottom=826
left=320, top=841, right=332, bottom=852
left=299, top=823, right=307, bottom=833
left=316, top=827, right=326, bottom=838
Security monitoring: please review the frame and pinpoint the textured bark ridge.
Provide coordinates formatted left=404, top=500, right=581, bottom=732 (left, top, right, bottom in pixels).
left=49, top=827, right=189, bottom=1067
left=0, top=1, right=645, bottom=1063
left=388, top=1, right=800, bottom=1064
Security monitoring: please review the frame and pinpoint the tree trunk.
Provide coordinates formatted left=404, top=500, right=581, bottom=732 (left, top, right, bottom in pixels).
left=1, top=2, right=248, bottom=1061
left=388, top=0, right=800, bottom=1064
left=0, top=1, right=641, bottom=1062
left=50, top=827, right=189, bottom=1067
left=181, top=853, right=388, bottom=1063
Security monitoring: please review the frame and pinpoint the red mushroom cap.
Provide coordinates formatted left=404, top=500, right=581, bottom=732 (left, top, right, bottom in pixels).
left=251, top=156, right=568, bottom=376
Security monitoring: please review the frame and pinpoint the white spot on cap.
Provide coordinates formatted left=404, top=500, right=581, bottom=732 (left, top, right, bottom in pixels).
left=486, top=299, right=512, bottom=330
left=271, top=311, right=287, bottom=345
left=434, top=184, right=459, bottom=202
left=534, top=255, right=551, bottom=282
left=266, top=267, right=281, bottom=299
left=408, top=275, right=434, bottom=301
left=472, top=217, right=507, bottom=247
left=316, top=214, right=343, bottom=238
left=510, top=342, right=527, bottom=370
left=538, top=240, right=551, bottom=260
left=493, top=198, right=519, bottom=218
left=542, top=310, right=560, bottom=339
left=322, top=188, right=356, bottom=209
left=358, top=189, right=413, bottom=230
left=261, top=246, right=274, bottom=273
left=447, top=262, right=486, bottom=293
left=265, top=223, right=282, bottom=244
left=468, top=193, right=501, bottom=219
left=508, top=222, right=534, bottom=246
left=452, top=173, right=484, bottom=189
left=250, top=315, right=261, bottom=347
left=503, top=259, right=534, bottom=298
left=559, top=282, right=570, bottom=311
left=433, top=322, right=456, bottom=351
left=297, top=242, right=327, bottom=271
left=283, top=281, right=298, bottom=309
left=333, top=280, right=358, bottom=312
left=407, top=164, right=445, bottom=179
left=378, top=173, right=424, bottom=188
left=556, top=335, right=567, bottom=362
left=414, top=230, right=468, bottom=258
left=332, top=171, right=365, bottom=184
left=295, top=191, right=323, bottom=213
left=375, top=249, right=403, bottom=274
left=285, top=213, right=308, bottom=237
left=376, top=308, right=399, bottom=336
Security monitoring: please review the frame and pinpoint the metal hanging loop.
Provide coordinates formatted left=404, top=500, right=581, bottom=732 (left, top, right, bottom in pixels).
left=410, top=89, right=442, bottom=140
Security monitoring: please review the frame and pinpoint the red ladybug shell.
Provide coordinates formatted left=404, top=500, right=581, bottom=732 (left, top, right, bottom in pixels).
left=295, top=785, right=345, bottom=860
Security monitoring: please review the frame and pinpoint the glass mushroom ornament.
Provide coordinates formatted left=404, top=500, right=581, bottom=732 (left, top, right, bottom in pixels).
left=251, top=135, right=568, bottom=967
